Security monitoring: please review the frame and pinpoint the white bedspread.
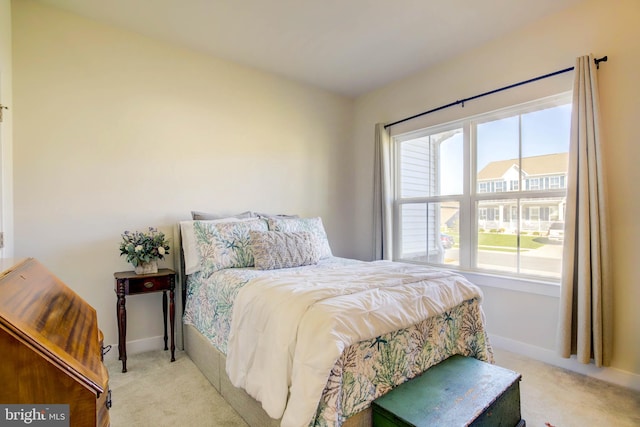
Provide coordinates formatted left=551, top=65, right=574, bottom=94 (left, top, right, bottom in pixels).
left=226, top=260, right=483, bottom=427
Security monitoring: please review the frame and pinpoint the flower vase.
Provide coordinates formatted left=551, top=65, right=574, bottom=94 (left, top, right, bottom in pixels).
left=134, top=260, right=158, bottom=275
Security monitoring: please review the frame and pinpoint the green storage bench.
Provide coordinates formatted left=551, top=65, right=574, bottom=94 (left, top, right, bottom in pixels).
left=372, top=355, right=526, bottom=427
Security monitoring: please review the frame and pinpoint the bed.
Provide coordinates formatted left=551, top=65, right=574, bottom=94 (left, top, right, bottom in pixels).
left=175, top=214, right=494, bottom=427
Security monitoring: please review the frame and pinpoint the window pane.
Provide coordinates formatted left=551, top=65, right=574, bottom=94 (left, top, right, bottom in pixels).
left=400, top=203, right=427, bottom=259
left=399, top=129, right=463, bottom=198
left=477, top=197, right=564, bottom=278
left=521, top=104, right=571, bottom=157
left=440, top=201, right=460, bottom=267
left=439, top=132, right=463, bottom=196
left=477, top=199, right=518, bottom=273
left=399, top=202, right=459, bottom=266
left=521, top=105, right=570, bottom=192
left=521, top=196, right=565, bottom=232
left=521, top=196, right=564, bottom=279
left=476, top=115, right=519, bottom=193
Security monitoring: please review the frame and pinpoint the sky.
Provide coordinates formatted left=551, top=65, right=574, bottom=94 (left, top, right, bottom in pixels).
left=438, top=103, right=571, bottom=195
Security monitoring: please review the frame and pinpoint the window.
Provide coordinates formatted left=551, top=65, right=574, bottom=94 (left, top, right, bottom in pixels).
left=394, top=94, right=571, bottom=280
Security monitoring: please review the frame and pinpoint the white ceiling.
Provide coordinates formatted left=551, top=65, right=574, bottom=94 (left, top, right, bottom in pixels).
left=37, top=0, right=584, bottom=97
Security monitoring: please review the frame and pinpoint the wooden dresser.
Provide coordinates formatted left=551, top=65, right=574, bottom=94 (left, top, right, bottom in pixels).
left=0, top=258, right=110, bottom=427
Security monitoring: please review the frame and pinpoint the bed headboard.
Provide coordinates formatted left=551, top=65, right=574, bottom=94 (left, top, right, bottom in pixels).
left=172, top=223, right=187, bottom=351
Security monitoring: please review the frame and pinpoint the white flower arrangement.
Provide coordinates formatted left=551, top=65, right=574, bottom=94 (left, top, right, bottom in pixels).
left=119, top=227, right=170, bottom=267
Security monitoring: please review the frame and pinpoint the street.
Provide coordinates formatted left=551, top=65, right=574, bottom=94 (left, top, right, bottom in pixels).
left=443, top=241, right=563, bottom=277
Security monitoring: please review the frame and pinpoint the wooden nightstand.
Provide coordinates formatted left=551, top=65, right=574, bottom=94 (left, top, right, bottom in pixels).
left=114, top=268, right=176, bottom=373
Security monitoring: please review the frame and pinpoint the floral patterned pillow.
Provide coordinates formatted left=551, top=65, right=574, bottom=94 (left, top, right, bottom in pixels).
left=194, top=218, right=268, bottom=276
left=266, top=217, right=332, bottom=259
left=249, top=231, right=321, bottom=270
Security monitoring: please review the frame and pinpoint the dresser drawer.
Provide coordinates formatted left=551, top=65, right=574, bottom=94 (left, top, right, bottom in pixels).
left=126, top=275, right=171, bottom=294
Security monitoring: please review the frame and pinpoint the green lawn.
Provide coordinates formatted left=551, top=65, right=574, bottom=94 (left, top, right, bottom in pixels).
left=479, top=233, right=544, bottom=249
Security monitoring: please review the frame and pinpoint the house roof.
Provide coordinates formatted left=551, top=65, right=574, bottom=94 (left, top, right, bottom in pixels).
left=477, top=153, right=568, bottom=180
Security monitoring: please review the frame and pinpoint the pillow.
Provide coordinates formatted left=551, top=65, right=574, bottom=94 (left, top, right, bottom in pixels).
left=191, top=210, right=254, bottom=220
left=253, top=212, right=299, bottom=219
left=249, top=231, right=321, bottom=270
left=266, top=217, right=332, bottom=259
left=194, top=218, right=268, bottom=276
left=180, top=217, right=255, bottom=275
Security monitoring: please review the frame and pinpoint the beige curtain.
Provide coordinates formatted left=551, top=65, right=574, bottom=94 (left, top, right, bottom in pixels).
left=557, top=54, right=612, bottom=367
left=373, top=123, right=393, bottom=260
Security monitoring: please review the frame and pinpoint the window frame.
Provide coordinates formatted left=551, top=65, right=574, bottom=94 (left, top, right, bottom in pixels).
left=392, top=93, right=571, bottom=287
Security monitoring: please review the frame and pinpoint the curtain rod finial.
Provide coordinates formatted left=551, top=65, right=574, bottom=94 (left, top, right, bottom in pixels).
left=595, top=55, right=608, bottom=69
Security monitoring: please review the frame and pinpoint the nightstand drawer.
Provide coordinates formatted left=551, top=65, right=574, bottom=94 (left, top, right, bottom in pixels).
left=127, top=276, right=170, bottom=294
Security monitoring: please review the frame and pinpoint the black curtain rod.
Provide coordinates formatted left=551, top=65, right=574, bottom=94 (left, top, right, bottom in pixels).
left=384, top=55, right=608, bottom=129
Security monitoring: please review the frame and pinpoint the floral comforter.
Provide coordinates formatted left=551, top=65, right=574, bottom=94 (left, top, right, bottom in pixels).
left=183, top=257, right=493, bottom=427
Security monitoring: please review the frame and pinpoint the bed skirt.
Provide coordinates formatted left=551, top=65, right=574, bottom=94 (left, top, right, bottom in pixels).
left=184, top=323, right=371, bottom=427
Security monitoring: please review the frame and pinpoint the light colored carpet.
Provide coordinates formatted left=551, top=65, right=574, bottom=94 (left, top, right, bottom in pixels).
left=493, top=349, right=640, bottom=427
left=106, top=350, right=247, bottom=427
left=105, top=348, right=640, bottom=427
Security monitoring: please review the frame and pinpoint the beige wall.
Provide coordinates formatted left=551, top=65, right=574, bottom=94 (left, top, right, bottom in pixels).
left=352, top=0, right=640, bottom=384
left=12, top=0, right=354, bottom=350
left=0, top=0, right=13, bottom=258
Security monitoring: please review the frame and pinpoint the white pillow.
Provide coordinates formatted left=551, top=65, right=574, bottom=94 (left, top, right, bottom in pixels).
left=180, top=217, right=254, bottom=275
left=191, top=210, right=253, bottom=220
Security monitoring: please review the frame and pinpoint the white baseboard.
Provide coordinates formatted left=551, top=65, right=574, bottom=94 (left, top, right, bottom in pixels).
left=103, top=336, right=166, bottom=363
left=490, top=334, right=640, bottom=392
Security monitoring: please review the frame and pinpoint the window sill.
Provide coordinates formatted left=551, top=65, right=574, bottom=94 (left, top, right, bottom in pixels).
left=458, top=270, right=560, bottom=298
